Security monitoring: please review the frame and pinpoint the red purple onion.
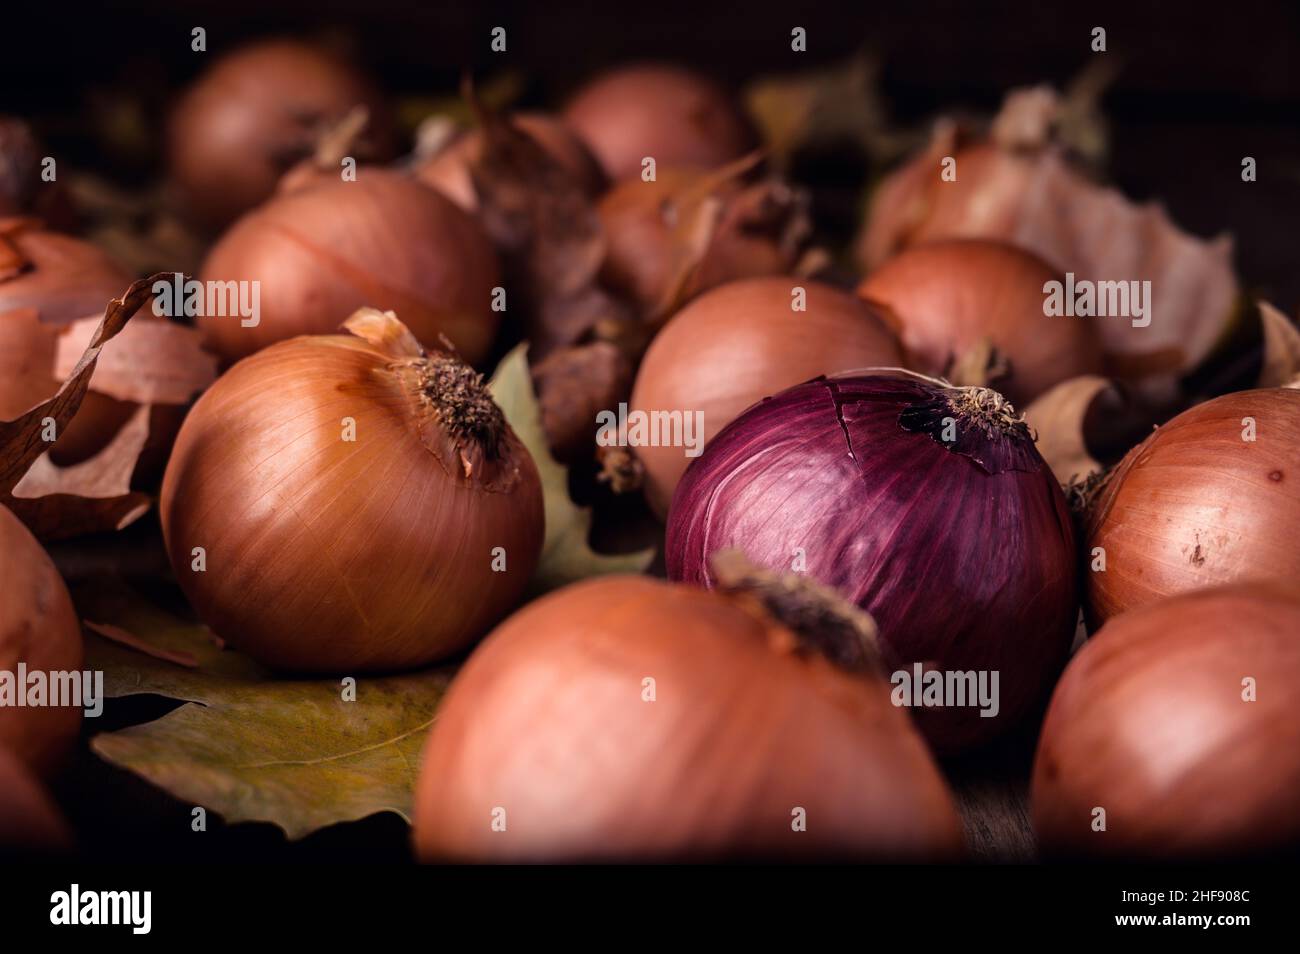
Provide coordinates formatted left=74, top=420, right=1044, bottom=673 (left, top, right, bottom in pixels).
left=666, top=373, right=1077, bottom=751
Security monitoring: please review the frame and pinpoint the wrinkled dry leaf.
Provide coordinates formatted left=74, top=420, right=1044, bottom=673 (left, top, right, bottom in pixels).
left=1258, top=301, right=1300, bottom=389
left=0, top=274, right=163, bottom=538
left=489, top=344, right=653, bottom=591
left=78, top=581, right=454, bottom=840
left=1023, top=375, right=1122, bottom=486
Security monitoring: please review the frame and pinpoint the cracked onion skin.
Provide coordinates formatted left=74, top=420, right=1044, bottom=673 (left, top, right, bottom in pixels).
left=167, top=39, right=397, bottom=232
left=160, top=312, right=543, bottom=673
left=667, top=374, right=1077, bottom=751
left=630, top=278, right=902, bottom=516
left=413, top=575, right=964, bottom=863
left=1085, top=388, right=1300, bottom=627
left=856, top=239, right=1103, bottom=405
left=562, top=64, right=756, bottom=181
left=198, top=169, right=501, bottom=367
left=1033, top=583, right=1300, bottom=859
left=0, top=505, right=82, bottom=776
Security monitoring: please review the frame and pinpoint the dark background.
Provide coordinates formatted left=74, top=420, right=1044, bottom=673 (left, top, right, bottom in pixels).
left=5, top=0, right=1300, bottom=862
left=4, top=0, right=1300, bottom=305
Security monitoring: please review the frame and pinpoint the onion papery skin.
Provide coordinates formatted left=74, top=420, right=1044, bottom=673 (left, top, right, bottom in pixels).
left=630, top=277, right=902, bottom=516
left=413, top=575, right=964, bottom=862
left=416, top=113, right=605, bottom=212
left=1085, top=388, right=1300, bottom=627
left=562, top=64, right=756, bottom=181
left=160, top=327, right=543, bottom=673
left=856, top=239, right=1103, bottom=405
left=597, top=169, right=791, bottom=314
left=0, top=223, right=199, bottom=466
left=1032, top=583, right=1300, bottom=859
left=198, top=170, right=501, bottom=366
left=667, top=374, right=1077, bottom=751
left=167, top=39, right=397, bottom=232
left=0, top=505, right=82, bottom=775
left=0, top=222, right=132, bottom=326
left=0, top=746, right=73, bottom=855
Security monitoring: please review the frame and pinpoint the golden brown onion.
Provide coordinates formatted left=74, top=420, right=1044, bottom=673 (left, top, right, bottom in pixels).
left=413, top=574, right=964, bottom=862
left=857, top=239, right=1103, bottom=405
left=1033, top=582, right=1300, bottom=859
left=167, top=39, right=397, bottom=232
left=1085, top=388, right=1300, bottom=626
left=0, top=745, right=73, bottom=855
left=415, top=113, right=605, bottom=212
left=161, top=310, right=543, bottom=673
left=630, top=277, right=902, bottom=515
left=597, top=166, right=804, bottom=314
left=562, top=64, right=756, bottom=181
left=0, top=505, right=82, bottom=775
left=198, top=170, right=501, bottom=366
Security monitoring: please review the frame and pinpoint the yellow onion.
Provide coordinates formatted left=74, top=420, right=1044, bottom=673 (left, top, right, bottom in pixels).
left=0, top=746, right=72, bottom=856
left=1085, top=388, right=1300, bottom=626
left=413, top=572, right=964, bottom=862
left=857, top=239, right=1103, bottom=405
left=630, top=277, right=901, bottom=515
left=857, top=97, right=1237, bottom=387
left=562, top=64, right=757, bottom=181
left=0, top=505, right=82, bottom=775
left=167, top=38, right=397, bottom=232
left=1033, top=582, right=1300, bottom=859
left=198, top=169, right=501, bottom=366
left=161, top=310, right=543, bottom=672
left=597, top=166, right=807, bottom=315
left=415, top=112, right=605, bottom=212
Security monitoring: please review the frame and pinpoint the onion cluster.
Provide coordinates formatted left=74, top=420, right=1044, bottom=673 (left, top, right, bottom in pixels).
left=198, top=169, right=501, bottom=366
left=161, top=310, right=543, bottom=672
left=668, top=373, right=1077, bottom=751
left=1033, top=583, right=1300, bottom=858
left=168, top=39, right=397, bottom=231
left=630, top=278, right=902, bottom=515
left=413, top=574, right=964, bottom=862
left=1085, top=387, right=1300, bottom=626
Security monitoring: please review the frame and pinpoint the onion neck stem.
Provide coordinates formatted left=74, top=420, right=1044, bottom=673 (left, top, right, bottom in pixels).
left=709, top=550, right=882, bottom=674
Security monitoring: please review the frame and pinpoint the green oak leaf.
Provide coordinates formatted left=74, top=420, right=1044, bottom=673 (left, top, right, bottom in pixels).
left=79, top=581, right=453, bottom=840
left=489, top=343, right=653, bottom=592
